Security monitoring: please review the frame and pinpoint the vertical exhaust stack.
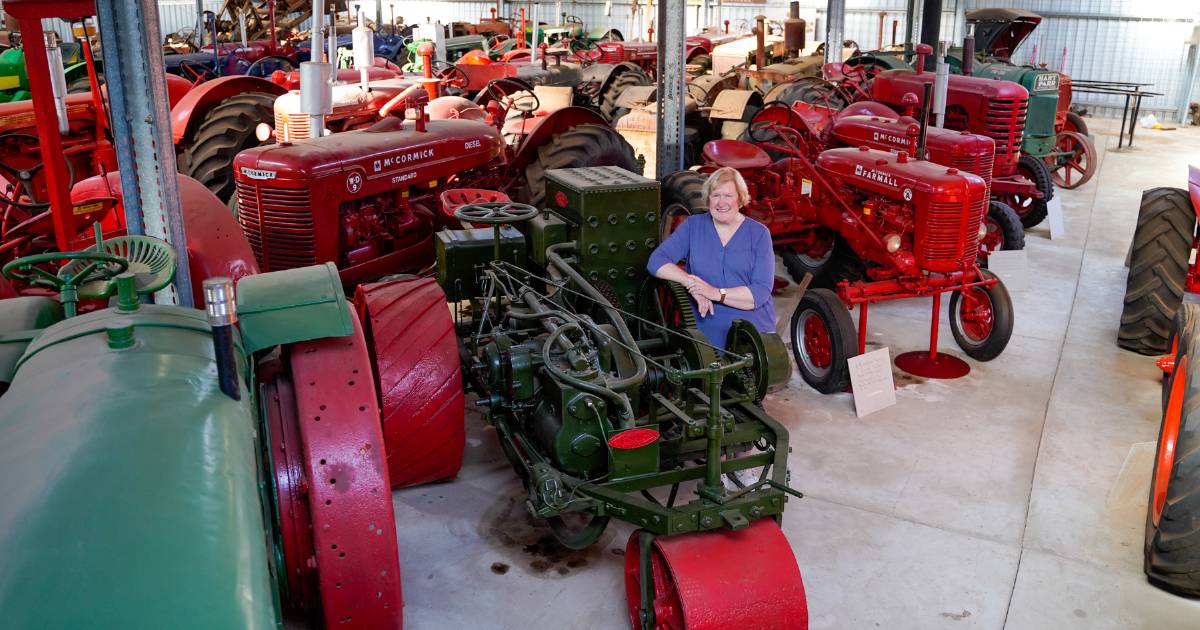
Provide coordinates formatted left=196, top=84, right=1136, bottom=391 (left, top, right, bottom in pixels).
left=239, top=8, right=248, bottom=50
left=353, top=9, right=375, bottom=91
left=916, top=82, right=933, bottom=160
left=754, top=15, right=766, bottom=69
left=932, top=40, right=949, bottom=128
left=962, top=24, right=975, bottom=76
left=44, top=32, right=69, bottom=135
left=784, top=2, right=805, bottom=59
left=203, top=277, right=240, bottom=401
left=300, top=0, right=333, bottom=138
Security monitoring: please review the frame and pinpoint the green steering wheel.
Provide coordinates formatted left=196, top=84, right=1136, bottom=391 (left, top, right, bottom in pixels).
left=3, top=250, right=129, bottom=317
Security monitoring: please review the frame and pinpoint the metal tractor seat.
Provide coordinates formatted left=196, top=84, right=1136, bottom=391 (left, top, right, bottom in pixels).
left=440, top=188, right=512, bottom=224
left=703, top=139, right=772, bottom=169
left=59, top=235, right=177, bottom=299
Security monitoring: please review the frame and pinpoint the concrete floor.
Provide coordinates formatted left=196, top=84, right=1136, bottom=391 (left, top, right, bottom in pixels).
left=392, top=118, right=1200, bottom=629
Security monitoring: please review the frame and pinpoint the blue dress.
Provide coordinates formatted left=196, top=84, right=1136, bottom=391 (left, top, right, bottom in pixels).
left=646, top=213, right=776, bottom=348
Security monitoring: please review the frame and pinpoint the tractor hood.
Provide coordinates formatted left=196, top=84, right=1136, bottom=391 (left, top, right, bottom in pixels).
left=831, top=113, right=996, bottom=165
left=966, top=8, right=1042, bottom=60
left=817, top=146, right=987, bottom=201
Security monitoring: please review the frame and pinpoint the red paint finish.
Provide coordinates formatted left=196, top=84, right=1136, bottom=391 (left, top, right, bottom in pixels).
left=355, top=277, right=466, bottom=488
left=1154, top=354, right=1188, bottom=525
left=608, top=427, right=659, bottom=449
left=803, top=314, right=833, bottom=368
left=622, top=519, right=808, bottom=629
left=170, top=75, right=286, bottom=144
left=289, top=308, right=404, bottom=628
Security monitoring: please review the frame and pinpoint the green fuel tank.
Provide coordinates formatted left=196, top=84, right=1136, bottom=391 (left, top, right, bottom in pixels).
left=0, top=304, right=277, bottom=628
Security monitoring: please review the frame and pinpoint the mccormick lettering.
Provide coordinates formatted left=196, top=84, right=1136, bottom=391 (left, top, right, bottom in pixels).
left=854, top=164, right=898, bottom=188
left=380, top=148, right=435, bottom=169
left=872, top=131, right=908, bottom=146
left=240, top=167, right=277, bottom=180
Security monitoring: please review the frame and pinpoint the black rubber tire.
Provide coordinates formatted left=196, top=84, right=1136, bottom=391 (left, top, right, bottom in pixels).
left=1145, top=303, right=1200, bottom=597
left=780, top=235, right=864, bottom=289
left=1065, top=110, right=1089, bottom=136
left=789, top=288, right=858, bottom=394
left=948, top=269, right=1014, bottom=361
left=180, top=91, right=276, bottom=204
left=522, top=124, right=639, bottom=207
left=659, top=169, right=707, bottom=240
left=599, top=67, right=651, bottom=122
left=1015, top=154, right=1055, bottom=229
left=1119, top=188, right=1195, bottom=355
left=689, top=53, right=711, bottom=72
left=979, top=201, right=1026, bottom=266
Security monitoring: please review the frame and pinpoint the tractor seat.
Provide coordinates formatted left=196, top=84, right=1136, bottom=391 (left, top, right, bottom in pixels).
left=440, top=188, right=512, bottom=225
left=58, top=235, right=177, bottom=299
left=703, top=139, right=772, bottom=169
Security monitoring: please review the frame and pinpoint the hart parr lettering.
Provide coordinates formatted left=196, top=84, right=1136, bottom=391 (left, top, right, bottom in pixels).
left=854, top=164, right=898, bottom=187
left=1034, top=73, right=1059, bottom=92
left=379, top=148, right=436, bottom=169
left=872, top=131, right=909, bottom=146
left=240, top=167, right=277, bottom=180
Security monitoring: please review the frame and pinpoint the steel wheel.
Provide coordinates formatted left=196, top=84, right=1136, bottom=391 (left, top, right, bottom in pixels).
left=547, top=513, right=611, bottom=550
left=1046, top=131, right=1096, bottom=189
left=948, top=270, right=1014, bottom=361
left=1153, top=353, right=1187, bottom=527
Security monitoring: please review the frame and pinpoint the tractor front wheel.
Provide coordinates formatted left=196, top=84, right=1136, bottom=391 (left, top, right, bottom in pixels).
left=180, top=91, right=276, bottom=205
left=1119, top=187, right=1194, bottom=355
left=789, top=288, right=858, bottom=394
left=522, top=124, right=640, bottom=207
left=978, top=201, right=1025, bottom=263
left=948, top=269, right=1014, bottom=361
left=1146, top=303, right=1200, bottom=597
left=1007, top=154, right=1056, bottom=229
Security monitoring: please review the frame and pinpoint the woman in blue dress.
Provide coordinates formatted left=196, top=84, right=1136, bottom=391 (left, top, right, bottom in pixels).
left=647, top=167, right=776, bottom=349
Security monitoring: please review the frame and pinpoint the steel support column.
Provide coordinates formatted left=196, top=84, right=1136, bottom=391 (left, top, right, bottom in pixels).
left=918, top=0, right=941, bottom=70
left=656, top=0, right=687, bottom=179
left=96, top=0, right=192, bottom=305
left=824, top=0, right=845, bottom=66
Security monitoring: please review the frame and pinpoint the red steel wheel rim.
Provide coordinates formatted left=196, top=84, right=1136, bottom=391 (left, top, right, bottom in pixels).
left=957, top=287, right=995, bottom=342
left=1048, top=131, right=1095, bottom=189
left=1154, top=355, right=1188, bottom=526
left=623, top=519, right=808, bottom=629
left=979, top=214, right=1004, bottom=254
left=803, top=311, right=833, bottom=369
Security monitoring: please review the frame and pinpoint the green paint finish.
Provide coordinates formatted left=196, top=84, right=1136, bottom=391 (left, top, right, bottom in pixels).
left=527, top=211, right=570, bottom=269
left=236, top=262, right=351, bottom=354
left=0, top=305, right=277, bottom=629
left=969, top=61, right=1059, bottom=154
left=436, top=226, right=527, bottom=301
left=0, top=296, right=61, bottom=382
left=543, top=166, right=660, bottom=311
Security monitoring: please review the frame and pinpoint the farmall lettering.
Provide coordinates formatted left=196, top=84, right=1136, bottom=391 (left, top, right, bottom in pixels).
left=854, top=164, right=899, bottom=188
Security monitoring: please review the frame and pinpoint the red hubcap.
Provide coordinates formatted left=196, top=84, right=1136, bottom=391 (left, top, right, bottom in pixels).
left=803, top=312, right=833, bottom=368
left=958, top=288, right=994, bottom=342
left=979, top=216, right=1003, bottom=253
left=1154, top=355, right=1188, bottom=526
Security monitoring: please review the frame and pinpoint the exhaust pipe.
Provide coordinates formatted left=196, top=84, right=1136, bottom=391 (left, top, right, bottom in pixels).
left=353, top=8, right=375, bottom=91
left=784, top=2, right=805, bottom=58
left=962, top=24, right=974, bottom=76
left=932, top=41, right=949, bottom=127
left=44, top=32, right=69, bottom=135
left=203, top=277, right=240, bottom=401
left=755, top=15, right=766, bottom=69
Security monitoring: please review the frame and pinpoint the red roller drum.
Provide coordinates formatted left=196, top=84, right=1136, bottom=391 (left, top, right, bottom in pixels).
left=355, top=277, right=466, bottom=488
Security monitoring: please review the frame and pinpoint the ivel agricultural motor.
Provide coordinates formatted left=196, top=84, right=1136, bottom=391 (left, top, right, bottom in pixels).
left=668, top=99, right=1015, bottom=392
left=354, top=165, right=808, bottom=628
left=1117, top=166, right=1200, bottom=599
left=232, top=70, right=639, bottom=287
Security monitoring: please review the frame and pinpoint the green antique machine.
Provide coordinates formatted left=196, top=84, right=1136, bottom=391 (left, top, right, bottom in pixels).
left=362, top=166, right=809, bottom=628
left=0, top=238, right=405, bottom=627
left=0, top=39, right=95, bottom=102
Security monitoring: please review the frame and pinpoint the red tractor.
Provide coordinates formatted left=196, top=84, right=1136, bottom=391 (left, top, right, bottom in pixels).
left=665, top=101, right=1014, bottom=392
left=232, top=79, right=639, bottom=287
left=1117, top=166, right=1200, bottom=597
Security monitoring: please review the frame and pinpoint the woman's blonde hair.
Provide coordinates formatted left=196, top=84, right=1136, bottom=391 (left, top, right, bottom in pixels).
left=702, top=167, right=751, bottom=208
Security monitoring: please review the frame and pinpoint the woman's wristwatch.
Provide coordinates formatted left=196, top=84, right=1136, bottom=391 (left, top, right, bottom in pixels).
left=718, top=288, right=727, bottom=304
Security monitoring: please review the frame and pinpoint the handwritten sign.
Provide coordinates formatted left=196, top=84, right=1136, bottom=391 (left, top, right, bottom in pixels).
left=848, top=348, right=896, bottom=417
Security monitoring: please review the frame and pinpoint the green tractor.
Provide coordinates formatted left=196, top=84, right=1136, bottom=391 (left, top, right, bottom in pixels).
left=357, top=166, right=810, bottom=628
left=0, top=39, right=97, bottom=102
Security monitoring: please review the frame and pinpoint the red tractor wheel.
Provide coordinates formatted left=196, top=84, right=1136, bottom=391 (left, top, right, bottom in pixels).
left=978, top=201, right=1025, bottom=261
left=262, top=307, right=404, bottom=628
left=1000, top=155, right=1056, bottom=229
left=1045, top=131, right=1096, bottom=190
left=948, top=269, right=1013, bottom=361
left=355, top=276, right=466, bottom=488
left=523, top=124, right=640, bottom=207
left=789, top=288, right=858, bottom=394
left=659, top=170, right=707, bottom=240
left=1146, top=303, right=1200, bottom=596
left=622, top=519, right=808, bottom=629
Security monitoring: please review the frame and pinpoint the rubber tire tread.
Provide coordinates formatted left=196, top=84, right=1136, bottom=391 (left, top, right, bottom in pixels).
left=355, top=277, right=466, bottom=488
left=689, top=53, right=711, bottom=72
left=789, top=287, right=858, bottom=394
left=780, top=236, right=864, bottom=289
left=1146, top=303, right=1200, bottom=596
left=523, top=124, right=639, bottom=207
left=988, top=200, right=1026, bottom=254
left=948, top=269, right=1014, bottom=361
left=1119, top=188, right=1195, bottom=355
left=599, top=67, right=650, bottom=121
left=181, top=91, right=276, bottom=204
left=1017, top=154, right=1055, bottom=229
left=1065, top=111, right=1089, bottom=136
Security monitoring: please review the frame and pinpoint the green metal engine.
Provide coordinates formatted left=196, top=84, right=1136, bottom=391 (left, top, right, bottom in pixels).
left=421, top=166, right=809, bottom=628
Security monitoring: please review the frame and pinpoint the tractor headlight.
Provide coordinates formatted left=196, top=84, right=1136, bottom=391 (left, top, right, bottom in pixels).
left=978, top=224, right=987, bottom=240
left=255, top=123, right=273, bottom=142
left=885, top=234, right=902, bottom=253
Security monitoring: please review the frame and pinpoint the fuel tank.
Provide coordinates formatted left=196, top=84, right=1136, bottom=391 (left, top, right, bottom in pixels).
left=0, top=305, right=274, bottom=628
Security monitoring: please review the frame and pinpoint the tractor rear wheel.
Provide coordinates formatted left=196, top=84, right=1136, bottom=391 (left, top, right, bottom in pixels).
left=688, top=52, right=712, bottom=72
left=355, top=277, right=466, bottom=488
left=659, top=169, right=707, bottom=239
left=1064, top=110, right=1089, bottom=136
left=1119, top=188, right=1195, bottom=355
left=1146, top=303, right=1200, bottom=597
left=523, top=124, right=640, bottom=207
left=1009, top=154, right=1055, bottom=229
left=780, top=234, right=864, bottom=289
left=599, top=67, right=651, bottom=121
left=948, top=269, right=1014, bottom=361
left=790, top=288, right=858, bottom=394
left=979, top=201, right=1025, bottom=262
left=180, top=91, right=276, bottom=205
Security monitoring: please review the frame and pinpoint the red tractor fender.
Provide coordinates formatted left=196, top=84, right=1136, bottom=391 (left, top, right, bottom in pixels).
left=164, top=74, right=193, bottom=109
left=508, top=106, right=611, bottom=173
left=170, top=76, right=286, bottom=146
left=73, top=172, right=259, bottom=306
left=685, top=44, right=707, bottom=60
left=1189, top=165, right=1200, bottom=217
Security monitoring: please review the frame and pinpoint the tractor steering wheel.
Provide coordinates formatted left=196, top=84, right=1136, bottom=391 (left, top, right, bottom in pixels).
left=431, top=61, right=470, bottom=91
left=178, top=59, right=216, bottom=83
left=748, top=102, right=811, bottom=155
left=247, top=55, right=297, bottom=78
left=0, top=132, right=76, bottom=212
left=487, top=34, right=511, bottom=50
left=3, top=249, right=129, bottom=313
left=477, top=77, right=541, bottom=114
left=565, top=15, right=584, bottom=25
left=567, top=37, right=602, bottom=63
left=454, top=201, right=538, bottom=225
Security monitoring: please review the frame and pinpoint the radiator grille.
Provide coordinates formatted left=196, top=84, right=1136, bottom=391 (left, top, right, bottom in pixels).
left=950, top=150, right=995, bottom=197
left=920, top=195, right=986, bottom=271
left=236, top=181, right=316, bottom=270
left=983, top=97, right=1028, bottom=167
left=274, top=111, right=310, bottom=142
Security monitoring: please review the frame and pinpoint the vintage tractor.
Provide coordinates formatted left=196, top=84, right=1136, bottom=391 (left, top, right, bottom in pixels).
left=232, top=77, right=639, bottom=287
left=1116, top=167, right=1200, bottom=597
left=667, top=101, right=1014, bottom=392
left=354, top=165, right=808, bottom=628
